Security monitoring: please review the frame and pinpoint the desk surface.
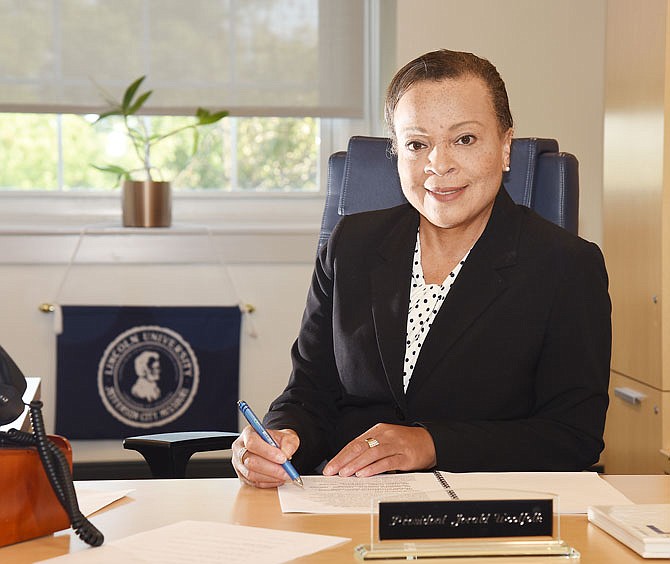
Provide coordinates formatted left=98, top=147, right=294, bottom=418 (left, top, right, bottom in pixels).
left=2, top=475, right=669, bottom=563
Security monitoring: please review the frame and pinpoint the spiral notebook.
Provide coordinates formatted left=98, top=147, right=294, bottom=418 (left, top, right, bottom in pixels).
left=277, top=471, right=633, bottom=515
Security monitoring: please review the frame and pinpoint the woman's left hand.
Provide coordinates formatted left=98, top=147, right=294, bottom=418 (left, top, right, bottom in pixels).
left=322, top=423, right=437, bottom=478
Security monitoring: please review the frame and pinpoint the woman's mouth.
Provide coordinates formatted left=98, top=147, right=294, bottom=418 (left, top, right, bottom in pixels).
left=425, top=185, right=467, bottom=198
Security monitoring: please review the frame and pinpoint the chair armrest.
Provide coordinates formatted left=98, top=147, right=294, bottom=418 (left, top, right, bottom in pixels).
left=123, top=431, right=240, bottom=478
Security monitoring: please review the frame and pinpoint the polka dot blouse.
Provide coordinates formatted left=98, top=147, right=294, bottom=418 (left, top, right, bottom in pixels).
left=403, top=231, right=470, bottom=392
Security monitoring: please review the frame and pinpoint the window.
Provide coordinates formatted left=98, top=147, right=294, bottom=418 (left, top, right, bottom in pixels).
left=0, top=1, right=387, bottom=228
left=0, top=113, right=319, bottom=192
left=0, top=0, right=366, bottom=194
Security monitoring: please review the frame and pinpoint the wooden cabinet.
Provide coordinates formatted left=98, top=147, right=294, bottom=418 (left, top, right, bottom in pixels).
left=601, top=0, right=670, bottom=474
left=604, top=373, right=669, bottom=474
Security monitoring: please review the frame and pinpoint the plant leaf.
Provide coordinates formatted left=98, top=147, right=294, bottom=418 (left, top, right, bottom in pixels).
left=122, top=76, right=146, bottom=112
left=94, top=109, right=123, bottom=122
left=126, top=90, right=153, bottom=116
left=91, top=163, right=131, bottom=185
left=196, top=107, right=229, bottom=125
left=91, top=163, right=128, bottom=175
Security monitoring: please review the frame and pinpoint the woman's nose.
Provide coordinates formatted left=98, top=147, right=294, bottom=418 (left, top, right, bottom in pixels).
left=424, top=146, right=455, bottom=176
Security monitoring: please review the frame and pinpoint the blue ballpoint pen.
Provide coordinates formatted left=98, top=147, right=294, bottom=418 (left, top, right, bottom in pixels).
left=237, top=400, right=304, bottom=487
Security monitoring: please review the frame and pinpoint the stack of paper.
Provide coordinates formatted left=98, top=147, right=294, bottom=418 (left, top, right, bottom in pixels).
left=588, top=504, right=670, bottom=558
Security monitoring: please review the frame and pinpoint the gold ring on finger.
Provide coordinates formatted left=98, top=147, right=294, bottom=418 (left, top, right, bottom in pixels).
left=365, top=437, right=380, bottom=448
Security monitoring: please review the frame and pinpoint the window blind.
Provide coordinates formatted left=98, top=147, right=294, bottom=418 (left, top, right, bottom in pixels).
left=0, top=0, right=365, bottom=118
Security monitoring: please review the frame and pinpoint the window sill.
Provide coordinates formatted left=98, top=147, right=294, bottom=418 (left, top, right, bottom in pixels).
left=0, top=192, right=325, bottom=264
left=0, top=191, right=325, bottom=234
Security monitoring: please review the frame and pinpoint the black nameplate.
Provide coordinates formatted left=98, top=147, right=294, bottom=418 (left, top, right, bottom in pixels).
left=379, top=499, right=553, bottom=540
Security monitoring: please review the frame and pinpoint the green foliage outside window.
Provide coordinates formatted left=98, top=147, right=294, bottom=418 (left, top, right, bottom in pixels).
left=0, top=113, right=318, bottom=192
left=0, top=114, right=59, bottom=190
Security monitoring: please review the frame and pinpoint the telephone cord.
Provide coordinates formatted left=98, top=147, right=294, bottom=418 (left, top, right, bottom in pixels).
left=1, top=401, right=104, bottom=547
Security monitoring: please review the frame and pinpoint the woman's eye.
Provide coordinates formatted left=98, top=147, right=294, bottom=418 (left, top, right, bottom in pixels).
left=456, top=135, right=475, bottom=145
left=406, top=141, right=425, bottom=151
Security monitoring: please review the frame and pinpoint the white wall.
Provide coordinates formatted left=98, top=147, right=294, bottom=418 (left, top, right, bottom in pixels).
left=0, top=202, right=321, bottom=463
left=395, top=0, right=607, bottom=245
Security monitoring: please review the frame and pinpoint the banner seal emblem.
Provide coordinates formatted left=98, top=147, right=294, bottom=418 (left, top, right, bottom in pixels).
left=97, top=325, right=199, bottom=428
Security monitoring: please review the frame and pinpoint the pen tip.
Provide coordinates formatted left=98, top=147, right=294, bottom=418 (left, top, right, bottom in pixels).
left=294, top=477, right=304, bottom=488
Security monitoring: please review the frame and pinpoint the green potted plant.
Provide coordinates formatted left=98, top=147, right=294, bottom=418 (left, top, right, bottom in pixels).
left=93, top=76, right=228, bottom=227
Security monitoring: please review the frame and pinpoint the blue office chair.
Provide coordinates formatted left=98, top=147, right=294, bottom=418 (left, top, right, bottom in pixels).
left=124, top=135, right=579, bottom=478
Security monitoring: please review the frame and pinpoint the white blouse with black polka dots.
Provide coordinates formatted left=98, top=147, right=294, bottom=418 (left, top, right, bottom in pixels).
left=403, top=231, right=470, bottom=392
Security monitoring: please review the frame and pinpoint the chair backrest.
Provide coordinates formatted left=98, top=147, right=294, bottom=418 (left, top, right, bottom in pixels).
left=318, top=136, right=579, bottom=249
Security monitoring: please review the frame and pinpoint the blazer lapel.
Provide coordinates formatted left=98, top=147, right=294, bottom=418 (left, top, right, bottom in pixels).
left=369, top=206, right=419, bottom=410
left=406, top=189, right=522, bottom=396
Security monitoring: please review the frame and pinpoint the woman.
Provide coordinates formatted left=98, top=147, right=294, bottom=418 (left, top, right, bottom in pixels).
left=232, top=49, right=611, bottom=488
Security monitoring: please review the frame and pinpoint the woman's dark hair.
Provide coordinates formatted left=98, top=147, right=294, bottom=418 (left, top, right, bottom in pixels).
left=384, top=49, right=513, bottom=153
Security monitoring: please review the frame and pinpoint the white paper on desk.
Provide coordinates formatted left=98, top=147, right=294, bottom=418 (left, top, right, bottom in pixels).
left=37, top=520, right=350, bottom=564
left=278, top=472, right=633, bottom=515
left=278, top=473, right=446, bottom=514
left=73, top=485, right=134, bottom=517
left=440, top=472, right=634, bottom=514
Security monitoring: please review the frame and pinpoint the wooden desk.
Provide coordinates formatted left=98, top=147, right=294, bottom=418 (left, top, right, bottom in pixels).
left=1, top=475, right=669, bottom=563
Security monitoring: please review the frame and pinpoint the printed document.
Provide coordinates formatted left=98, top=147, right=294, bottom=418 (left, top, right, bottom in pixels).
left=279, top=473, right=442, bottom=514
left=278, top=471, right=633, bottom=515
left=37, top=521, right=349, bottom=564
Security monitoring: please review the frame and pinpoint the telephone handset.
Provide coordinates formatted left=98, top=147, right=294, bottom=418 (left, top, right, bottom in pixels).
left=0, top=343, right=27, bottom=425
left=0, top=344, right=104, bottom=547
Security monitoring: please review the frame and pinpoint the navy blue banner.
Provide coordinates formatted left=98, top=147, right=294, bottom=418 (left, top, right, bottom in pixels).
left=56, top=306, right=241, bottom=439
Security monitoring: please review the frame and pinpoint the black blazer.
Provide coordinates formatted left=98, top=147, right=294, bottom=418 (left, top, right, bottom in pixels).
left=265, top=188, right=611, bottom=474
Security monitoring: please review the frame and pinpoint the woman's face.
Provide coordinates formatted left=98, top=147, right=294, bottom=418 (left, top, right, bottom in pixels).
left=393, top=76, right=512, bottom=234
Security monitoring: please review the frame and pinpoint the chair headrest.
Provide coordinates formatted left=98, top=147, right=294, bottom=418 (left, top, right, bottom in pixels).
left=339, top=136, right=404, bottom=216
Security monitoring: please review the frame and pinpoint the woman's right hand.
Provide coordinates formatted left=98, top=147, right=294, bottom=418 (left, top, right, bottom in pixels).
left=232, top=425, right=300, bottom=488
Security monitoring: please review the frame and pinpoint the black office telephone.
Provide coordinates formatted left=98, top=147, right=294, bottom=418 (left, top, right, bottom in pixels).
left=0, top=344, right=104, bottom=547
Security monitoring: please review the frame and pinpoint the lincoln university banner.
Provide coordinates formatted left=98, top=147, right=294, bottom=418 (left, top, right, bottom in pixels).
left=56, top=306, right=241, bottom=439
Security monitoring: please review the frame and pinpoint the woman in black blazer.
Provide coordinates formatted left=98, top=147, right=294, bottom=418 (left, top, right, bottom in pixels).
left=232, top=49, right=611, bottom=488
